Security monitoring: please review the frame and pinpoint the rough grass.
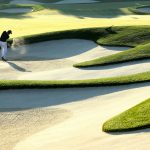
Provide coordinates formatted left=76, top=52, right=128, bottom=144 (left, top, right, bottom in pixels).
left=103, top=98, right=150, bottom=132
left=74, top=26, right=150, bottom=67
left=0, top=71, right=149, bottom=89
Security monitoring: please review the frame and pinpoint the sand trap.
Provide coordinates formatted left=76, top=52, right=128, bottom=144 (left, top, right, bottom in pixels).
left=0, top=108, right=70, bottom=150
left=0, top=38, right=150, bottom=149
left=0, top=8, right=32, bottom=14
left=0, top=39, right=149, bottom=80
left=0, top=39, right=133, bottom=80
left=54, top=0, right=98, bottom=4
left=138, top=7, right=150, bottom=13
left=10, top=0, right=43, bottom=5
left=0, top=83, right=149, bottom=150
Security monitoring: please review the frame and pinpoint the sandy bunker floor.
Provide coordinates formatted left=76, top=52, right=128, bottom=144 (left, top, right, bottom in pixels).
left=0, top=39, right=150, bottom=80
left=54, top=0, right=98, bottom=4
left=0, top=8, right=32, bottom=13
left=0, top=38, right=150, bottom=150
left=0, top=83, right=150, bottom=150
left=10, top=0, right=43, bottom=5
left=138, top=7, right=150, bottom=13
left=10, top=0, right=98, bottom=5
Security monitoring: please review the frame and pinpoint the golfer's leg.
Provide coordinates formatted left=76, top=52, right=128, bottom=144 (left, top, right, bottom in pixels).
left=3, top=43, right=7, bottom=58
left=0, top=42, right=3, bottom=58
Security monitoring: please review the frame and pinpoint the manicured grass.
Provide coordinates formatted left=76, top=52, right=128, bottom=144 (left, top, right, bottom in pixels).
left=74, top=26, right=150, bottom=67
left=74, top=43, right=150, bottom=67
left=0, top=1, right=150, bottom=37
left=0, top=71, right=149, bottom=89
left=46, top=1, right=150, bottom=17
left=98, top=26, right=150, bottom=46
left=103, top=98, right=150, bottom=132
left=10, top=27, right=107, bottom=44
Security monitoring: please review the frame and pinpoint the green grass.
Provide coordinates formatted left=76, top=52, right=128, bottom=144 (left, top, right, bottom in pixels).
left=45, top=1, right=150, bottom=18
left=74, top=26, right=150, bottom=67
left=103, top=98, right=150, bottom=132
left=9, top=27, right=108, bottom=44
left=74, top=43, right=150, bottom=67
left=0, top=71, right=149, bottom=89
left=4, top=26, right=150, bottom=89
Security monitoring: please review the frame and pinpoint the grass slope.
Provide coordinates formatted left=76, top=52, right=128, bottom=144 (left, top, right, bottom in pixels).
left=103, top=98, right=150, bottom=132
left=74, top=43, right=150, bottom=67
left=74, top=26, right=150, bottom=67
left=129, top=5, right=150, bottom=15
left=0, top=71, right=149, bottom=89
left=0, top=1, right=150, bottom=37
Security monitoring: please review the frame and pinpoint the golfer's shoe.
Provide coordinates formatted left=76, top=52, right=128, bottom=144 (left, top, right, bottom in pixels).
left=1, top=57, right=7, bottom=62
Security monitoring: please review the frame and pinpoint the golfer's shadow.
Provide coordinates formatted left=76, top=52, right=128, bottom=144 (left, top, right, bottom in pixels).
left=7, top=61, right=31, bottom=72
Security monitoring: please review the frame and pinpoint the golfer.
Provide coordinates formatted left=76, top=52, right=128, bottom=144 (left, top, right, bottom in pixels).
left=0, top=30, right=12, bottom=61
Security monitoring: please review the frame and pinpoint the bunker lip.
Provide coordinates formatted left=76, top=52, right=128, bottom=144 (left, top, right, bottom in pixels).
left=0, top=8, right=33, bottom=14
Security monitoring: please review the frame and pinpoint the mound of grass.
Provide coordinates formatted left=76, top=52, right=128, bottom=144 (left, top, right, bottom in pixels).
left=103, top=98, right=150, bottom=132
left=74, top=43, right=150, bottom=67
left=0, top=71, right=149, bottom=89
left=74, top=26, right=150, bottom=67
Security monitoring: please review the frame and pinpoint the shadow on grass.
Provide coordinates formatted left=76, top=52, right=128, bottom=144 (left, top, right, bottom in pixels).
left=107, top=127, right=150, bottom=135
left=45, top=1, right=150, bottom=19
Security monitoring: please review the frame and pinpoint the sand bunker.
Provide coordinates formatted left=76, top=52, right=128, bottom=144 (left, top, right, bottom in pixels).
left=1, top=37, right=150, bottom=150
left=137, top=7, right=150, bottom=13
left=0, top=8, right=32, bottom=13
left=54, top=0, right=98, bottom=4
left=10, top=0, right=43, bottom=5
left=1, top=39, right=134, bottom=80
left=0, top=83, right=149, bottom=150
left=0, top=39, right=149, bottom=80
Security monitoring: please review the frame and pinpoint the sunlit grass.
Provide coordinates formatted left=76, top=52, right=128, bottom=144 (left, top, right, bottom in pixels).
left=103, top=98, right=150, bottom=132
left=0, top=1, right=149, bottom=38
